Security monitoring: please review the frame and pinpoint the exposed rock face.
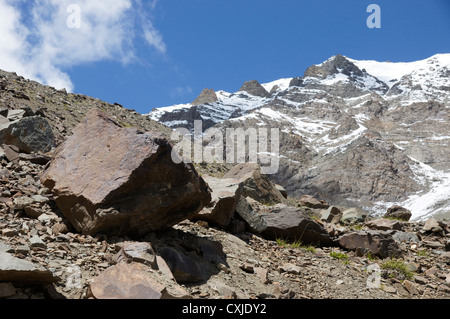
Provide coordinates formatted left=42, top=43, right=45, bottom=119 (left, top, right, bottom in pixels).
left=223, top=163, right=285, bottom=205
left=192, top=88, right=218, bottom=106
left=41, top=109, right=211, bottom=236
left=239, top=80, right=270, bottom=98
left=192, top=175, right=243, bottom=228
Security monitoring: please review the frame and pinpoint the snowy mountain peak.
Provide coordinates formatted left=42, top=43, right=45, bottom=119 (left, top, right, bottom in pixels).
left=148, top=54, right=450, bottom=221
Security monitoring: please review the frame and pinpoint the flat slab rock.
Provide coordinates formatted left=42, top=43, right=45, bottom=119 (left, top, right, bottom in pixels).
left=41, top=109, right=211, bottom=236
left=89, top=262, right=191, bottom=299
left=0, top=251, right=59, bottom=284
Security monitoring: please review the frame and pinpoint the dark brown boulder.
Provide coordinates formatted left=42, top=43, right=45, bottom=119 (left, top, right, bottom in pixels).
left=384, top=205, right=412, bottom=221
left=338, top=230, right=402, bottom=258
left=259, top=205, right=333, bottom=246
left=41, top=109, right=211, bottom=236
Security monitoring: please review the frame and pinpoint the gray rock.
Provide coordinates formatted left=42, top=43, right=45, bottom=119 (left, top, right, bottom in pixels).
left=192, top=175, right=243, bottom=228
left=119, top=242, right=157, bottom=268
left=341, top=207, right=368, bottom=224
left=235, top=197, right=267, bottom=233
left=6, top=109, right=26, bottom=121
left=392, top=231, right=420, bottom=243
left=320, top=206, right=342, bottom=224
left=0, top=116, right=55, bottom=153
left=30, top=235, right=47, bottom=249
left=0, top=251, right=59, bottom=284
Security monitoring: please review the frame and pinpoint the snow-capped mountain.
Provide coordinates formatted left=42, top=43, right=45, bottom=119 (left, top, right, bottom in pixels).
left=148, top=54, right=450, bottom=221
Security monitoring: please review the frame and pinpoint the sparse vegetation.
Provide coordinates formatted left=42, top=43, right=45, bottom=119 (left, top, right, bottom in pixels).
left=330, top=250, right=349, bottom=262
left=381, top=258, right=415, bottom=281
left=416, top=249, right=429, bottom=257
left=275, top=238, right=316, bottom=253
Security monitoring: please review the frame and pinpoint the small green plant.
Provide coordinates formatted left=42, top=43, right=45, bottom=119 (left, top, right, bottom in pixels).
left=275, top=238, right=316, bottom=253
left=416, top=249, right=429, bottom=257
left=303, top=245, right=316, bottom=254
left=381, top=258, right=414, bottom=281
left=351, top=223, right=364, bottom=231
left=276, top=238, right=289, bottom=248
left=330, top=250, right=349, bottom=261
left=366, top=252, right=378, bottom=261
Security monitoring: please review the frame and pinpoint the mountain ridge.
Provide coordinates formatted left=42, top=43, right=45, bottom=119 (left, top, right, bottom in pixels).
left=148, top=54, right=450, bottom=221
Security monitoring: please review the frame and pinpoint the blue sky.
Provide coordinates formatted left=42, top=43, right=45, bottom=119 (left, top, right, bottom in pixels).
left=0, top=0, right=449, bottom=114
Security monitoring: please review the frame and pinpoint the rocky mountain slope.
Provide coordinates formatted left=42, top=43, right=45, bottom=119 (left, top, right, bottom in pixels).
left=0, top=64, right=449, bottom=302
left=148, top=54, right=450, bottom=222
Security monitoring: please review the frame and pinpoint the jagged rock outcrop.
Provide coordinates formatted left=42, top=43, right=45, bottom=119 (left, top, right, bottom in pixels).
left=41, top=109, right=211, bottom=236
left=223, top=163, right=286, bottom=205
left=239, top=80, right=270, bottom=98
left=192, top=88, right=219, bottom=106
left=192, top=175, right=243, bottom=228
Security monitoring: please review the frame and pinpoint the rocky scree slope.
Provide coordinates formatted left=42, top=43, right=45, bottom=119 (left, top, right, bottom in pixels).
left=148, top=54, right=450, bottom=221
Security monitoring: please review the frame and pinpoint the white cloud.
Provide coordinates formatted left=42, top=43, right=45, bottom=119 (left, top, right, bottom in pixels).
left=171, top=86, right=193, bottom=99
left=143, top=21, right=167, bottom=55
left=0, top=0, right=166, bottom=91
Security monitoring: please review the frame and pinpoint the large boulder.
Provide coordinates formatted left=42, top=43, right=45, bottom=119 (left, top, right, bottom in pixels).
left=41, top=109, right=211, bottom=236
left=223, top=163, right=285, bottom=205
left=338, top=230, right=402, bottom=258
left=298, top=195, right=329, bottom=209
left=235, top=197, right=268, bottom=233
left=258, top=205, right=333, bottom=246
left=340, top=207, right=368, bottom=224
left=191, top=175, right=243, bottom=228
left=365, top=218, right=403, bottom=231
left=0, top=116, right=55, bottom=153
left=384, top=205, right=412, bottom=221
